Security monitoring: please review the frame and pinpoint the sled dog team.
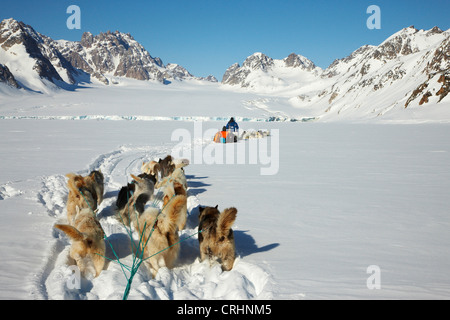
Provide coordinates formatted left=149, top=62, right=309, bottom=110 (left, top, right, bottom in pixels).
left=54, top=155, right=238, bottom=279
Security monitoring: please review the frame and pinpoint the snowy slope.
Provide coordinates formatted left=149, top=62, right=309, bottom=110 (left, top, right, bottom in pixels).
left=222, top=26, right=450, bottom=122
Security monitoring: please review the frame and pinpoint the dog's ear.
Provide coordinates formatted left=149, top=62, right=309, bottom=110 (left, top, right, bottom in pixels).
left=73, top=175, right=85, bottom=189
left=66, top=173, right=76, bottom=179
left=215, top=205, right=218, bottom=209
left=163, top=194, right=170, bottom=207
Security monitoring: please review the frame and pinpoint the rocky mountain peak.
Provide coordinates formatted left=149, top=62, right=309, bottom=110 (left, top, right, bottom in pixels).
left=242, top=52, right=274, bottom=71
left=80, top=32, right=94, bottom=48
left=222, top=52, right=319, bottom=87
left=283, top=53, right=316, bottom=71
left=427, top=26, right=443, bottom=35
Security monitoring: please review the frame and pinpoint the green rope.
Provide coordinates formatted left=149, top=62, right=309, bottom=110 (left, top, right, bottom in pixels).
left=143, top=228, right=205, bottom=262
left=79, top=189, right=131, bottom=280
left=78, top=174, right=189, bottom=301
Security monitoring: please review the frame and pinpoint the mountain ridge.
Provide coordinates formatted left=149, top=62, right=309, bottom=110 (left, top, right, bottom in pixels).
left=0, top=18, right=217, bottom=92
left=1, top=18, right=448, bottom=121
left=221, top=25, right=449, bottom=118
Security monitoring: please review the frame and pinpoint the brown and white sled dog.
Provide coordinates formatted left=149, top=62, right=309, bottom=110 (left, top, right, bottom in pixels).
left=158, top=155, right=175, bottom=178
left=156, top=167, right=188, bottom=190
left=116, top=173, right=155, bottom=227
left=162, top=180, right=187, bottom=230
left=54, top=206, right=105, bottom=278
left=198, top=206, right=237, bottom=271
left=133, top=194, right=187, bottom=278
left=141, top=161, right=160, bottom=180
left=66, top=170, right=104, bottom=225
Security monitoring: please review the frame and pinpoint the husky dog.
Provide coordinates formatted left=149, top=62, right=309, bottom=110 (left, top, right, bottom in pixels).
left=54, top=206, right=105, bottom=278
left=240, top=129, right=270, bottom=140
left=154, top=166, right=188, bottom=230
left=161, top=180, right=187, bottom=230
left=141, top=161, right=160, bottom=179
left=116, top=173, right=155, bottom=227
left=66, top=170, right=104, bottom=225
left=133, top=194, right=187, bottom=278
left=156, top=167, right=187, bottom=190
left=198, top=205, right=237, bottom=271
left=159, top=155, right=175, bottom=178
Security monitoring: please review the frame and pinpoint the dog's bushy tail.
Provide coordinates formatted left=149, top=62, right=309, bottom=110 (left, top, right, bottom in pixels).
left=160, top=194, right=187, bottom=232
left=54, top=224, right=86, bottom=241
left=218, top=207, right=237, bottom=236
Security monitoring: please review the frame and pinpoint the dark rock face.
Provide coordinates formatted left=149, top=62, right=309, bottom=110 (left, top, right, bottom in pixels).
left=405, top=36, right=450, bottom=108
left=284, top=53, right=316, bottom=71
left=0, top=63, right=20, bottom=88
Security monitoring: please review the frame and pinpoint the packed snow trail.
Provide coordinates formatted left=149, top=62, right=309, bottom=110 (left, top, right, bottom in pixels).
left=29, top=144, right=274, bottom=300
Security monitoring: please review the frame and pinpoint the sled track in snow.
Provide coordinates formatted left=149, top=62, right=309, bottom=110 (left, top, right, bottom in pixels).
left=29, top=144, right=274, bottom=300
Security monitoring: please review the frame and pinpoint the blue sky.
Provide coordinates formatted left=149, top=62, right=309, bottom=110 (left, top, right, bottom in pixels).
left=2, top=0, right=450, bottom=79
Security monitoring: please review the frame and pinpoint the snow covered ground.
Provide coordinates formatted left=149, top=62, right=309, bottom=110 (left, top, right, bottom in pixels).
left=1, top=80, right=450, bottom=300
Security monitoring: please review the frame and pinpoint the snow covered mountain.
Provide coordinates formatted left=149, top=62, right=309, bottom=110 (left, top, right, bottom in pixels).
left=1, top=18, right=448, bottom=121
left=222, top=52, right=321, bottom=92
left=0, top=18, right=214, bottom=92
left=0, top=18, right=85, bottom=92
left=54, top=30, right=168, bottom=85
left=314, top=26, right=450, bottom=117
left=222, top=26, right=450, bottom=120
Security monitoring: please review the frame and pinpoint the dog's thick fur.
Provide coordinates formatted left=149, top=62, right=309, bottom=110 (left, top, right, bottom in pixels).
left=133, top=194, right=187, bottom=278
left=162, top=180, right=187, bottom=230
left=54, top=206, right=105, bottom=278
left=156, top=167, right=187, bottom=190
left=159, top=155, right=175, bottom=178
left=141, top=161, right=160, bottom=179
left=66, top=170, right=104, bottom=225
left=173, top=158, right=190, bottom=170
left=198, top=206, right=237, bottom=271
left=116, top=173, right=155, bottom=227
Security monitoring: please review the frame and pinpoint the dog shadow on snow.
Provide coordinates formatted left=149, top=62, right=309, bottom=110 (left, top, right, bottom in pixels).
left=99, top=175, right=278, bottom=271
left=176, top=205, right=280, bottom=267
left=185, top=175, right=211, bottom=197
left=234, top=231, right=280, bottom=258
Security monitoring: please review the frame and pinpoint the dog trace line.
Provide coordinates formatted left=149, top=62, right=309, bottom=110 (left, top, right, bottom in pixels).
left=78, top=177, right=201, bottom=300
